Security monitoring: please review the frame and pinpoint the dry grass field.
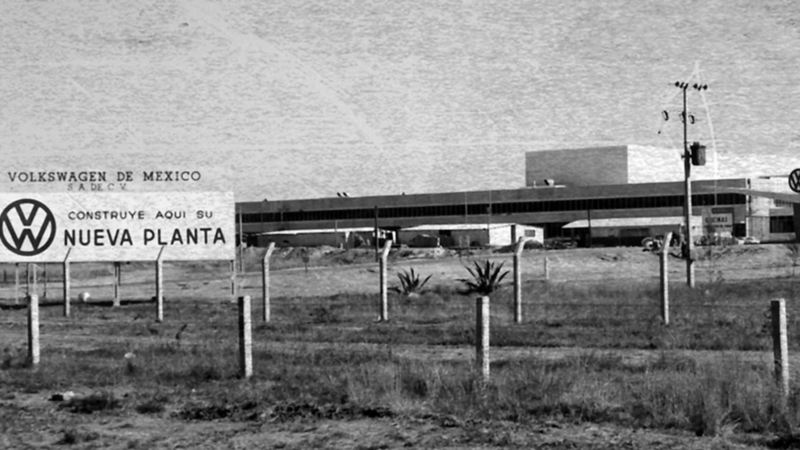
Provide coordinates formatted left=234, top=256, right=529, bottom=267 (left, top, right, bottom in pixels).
left=2, top=243, right=800, bottom=448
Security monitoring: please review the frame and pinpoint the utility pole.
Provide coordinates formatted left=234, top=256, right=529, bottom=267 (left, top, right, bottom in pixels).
left=674, top=80, right=707, bottom=288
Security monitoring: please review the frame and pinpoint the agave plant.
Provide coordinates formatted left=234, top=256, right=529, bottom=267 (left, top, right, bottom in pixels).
left=391, top=268, right=432, bottom=296
left=458, top=260, right=509, bottom=295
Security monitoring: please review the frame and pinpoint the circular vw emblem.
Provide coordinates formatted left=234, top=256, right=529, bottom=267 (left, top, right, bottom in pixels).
left=790, top=168, right=800, bottom=194
left=0, top=199, right=57, bottom=256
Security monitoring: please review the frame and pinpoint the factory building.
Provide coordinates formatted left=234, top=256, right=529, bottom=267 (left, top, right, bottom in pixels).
left=237, top=146, right=799, bottom=246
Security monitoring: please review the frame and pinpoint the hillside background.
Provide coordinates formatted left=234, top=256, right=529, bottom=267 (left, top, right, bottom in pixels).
left=1, top=0, right=798, bottom=200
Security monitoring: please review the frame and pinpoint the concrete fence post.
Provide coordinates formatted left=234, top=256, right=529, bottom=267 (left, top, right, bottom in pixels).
left=113, top=262, right=121, bottom=307
left=379, top=240, right=393, bottom=322
left=513, top=237, right=532, bottom=324
left=659, top=232, right=673, bottom=325
left=544, top=255, right=549, bottom=281
left=476, top=295, right=490, bottom=382
left=63, top=248, right=72, bottom=317
left=27, top=294, right=39, bottom=367
left=155, top=246, right=165, bottom=322
left=771, top=298, right=790, bottom=402
left=238, top=295, right=253, bottom=379
left=262, top=242, right=276, bottom=322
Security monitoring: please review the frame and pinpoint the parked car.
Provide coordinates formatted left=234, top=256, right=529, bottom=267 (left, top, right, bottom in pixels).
left=742, top=236, right=760, bottom=245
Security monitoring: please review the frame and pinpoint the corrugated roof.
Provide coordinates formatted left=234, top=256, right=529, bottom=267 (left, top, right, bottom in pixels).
left=563, top=216, right=702, bottom=229
left=718, top=188, right=800, bottom=204
left=402, top=223, right=529, bottom=231
left=259, top=227, right=375, bottom=235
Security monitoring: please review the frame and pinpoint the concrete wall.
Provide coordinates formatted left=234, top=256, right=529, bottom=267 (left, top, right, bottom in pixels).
left=526, top=144, right=728, bottom=187
left=626, top=145, right=686, bottom=184
left=398, top=226, right=523, bottom=248
left=488, top=225, right=512, bottom=246
left=514, top=225, right=545, bottom=245
left=257, top=231, right=374, bottom=248
left=525, top=146, right=628, bottom=187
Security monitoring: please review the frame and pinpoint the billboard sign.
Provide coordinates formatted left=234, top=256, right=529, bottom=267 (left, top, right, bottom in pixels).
left=0, top=192, right=234, bottom=262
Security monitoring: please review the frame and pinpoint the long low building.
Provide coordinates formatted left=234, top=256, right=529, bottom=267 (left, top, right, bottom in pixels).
left=238, top=177, right=797, bottom=245
left=399, top=223, right=543, bottom=248
left=237, top=146, right=800, bottom=246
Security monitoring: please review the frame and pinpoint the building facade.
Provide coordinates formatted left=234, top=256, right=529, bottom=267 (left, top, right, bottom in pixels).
left=237, top=146, right=798, bottom=246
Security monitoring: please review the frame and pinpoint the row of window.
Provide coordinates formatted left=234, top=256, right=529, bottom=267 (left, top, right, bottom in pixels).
left=241, top=193, right=746, bottom=224
left=770, top=216, right=796, bottom=234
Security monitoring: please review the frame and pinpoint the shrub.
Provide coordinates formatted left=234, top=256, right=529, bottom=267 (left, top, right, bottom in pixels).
left=391, top=268, right=432, bottom=296
left=458, top=260, right=509, bottom=295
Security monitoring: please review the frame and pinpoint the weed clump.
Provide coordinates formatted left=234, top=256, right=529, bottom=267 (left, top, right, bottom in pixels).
left=56, top=428, right=99, bottom=445
left=135, top=393, right=169, bottom=414
left=61, top=391, right=120, bottom=414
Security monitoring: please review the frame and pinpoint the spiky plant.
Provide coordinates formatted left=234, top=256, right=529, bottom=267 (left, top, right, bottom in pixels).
left=391, top=268, right=432, bottom=296
left=458, top=260, right=509, bottom=295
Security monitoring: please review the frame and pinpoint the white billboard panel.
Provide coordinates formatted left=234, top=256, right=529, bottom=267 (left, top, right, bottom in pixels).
left=0, top=192, right=234, bottom=262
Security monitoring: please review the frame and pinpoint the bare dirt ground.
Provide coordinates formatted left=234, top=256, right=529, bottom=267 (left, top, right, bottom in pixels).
left=1, top=244, right=798, bottom=448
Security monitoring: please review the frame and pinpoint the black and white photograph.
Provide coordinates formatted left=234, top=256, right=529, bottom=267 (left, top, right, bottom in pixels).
left=1, top=0, right=799, bottom=448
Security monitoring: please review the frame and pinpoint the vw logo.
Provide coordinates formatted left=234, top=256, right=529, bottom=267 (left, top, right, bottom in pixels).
left=0, top=199, right=57, bottom=256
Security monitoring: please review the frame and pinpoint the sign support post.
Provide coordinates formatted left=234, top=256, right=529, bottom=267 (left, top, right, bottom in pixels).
left=113, top=262, right=121, bottom=307
left=156, top=246, right=165, bottom=322
left=27, top=294, right=39, bottom=366
left=63, top=248, right=72, bottom=317
left=14, top=263, right=19, bottom=304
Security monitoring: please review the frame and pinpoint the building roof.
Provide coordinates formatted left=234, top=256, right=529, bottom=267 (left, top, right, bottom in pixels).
left=718, top=188, right=800, bottom=204
left=563, top=216, right=702, bottom=229
left=401, top=223, right=533, bottom=232
left=260, top=227, right=376, bottom=235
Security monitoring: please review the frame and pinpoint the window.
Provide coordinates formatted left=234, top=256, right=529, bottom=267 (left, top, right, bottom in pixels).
left=248, top=193, right=746, bottom=223
left=770, top=216, right=795, bottom=234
